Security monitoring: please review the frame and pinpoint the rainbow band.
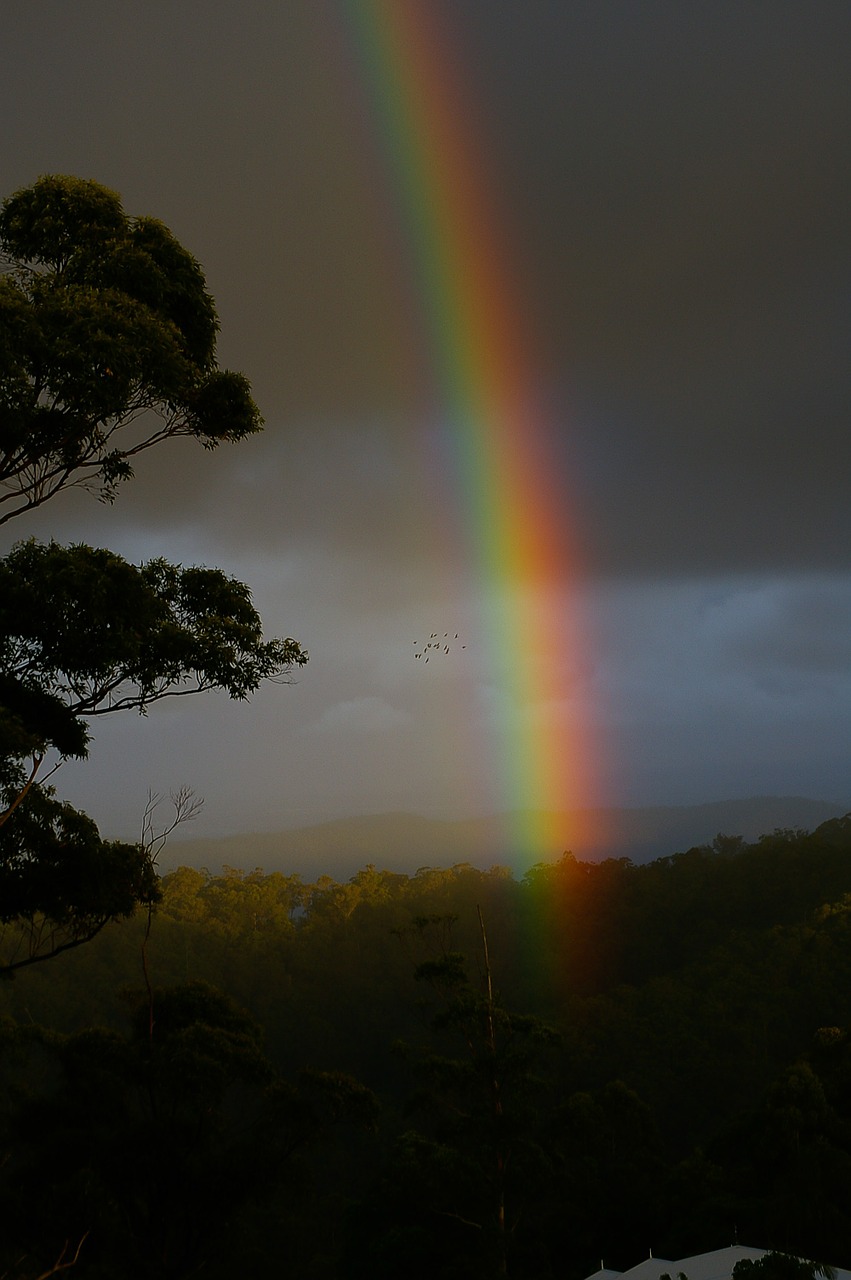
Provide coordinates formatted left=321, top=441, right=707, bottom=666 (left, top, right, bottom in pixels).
left=340, top=0, right=600, bottom=864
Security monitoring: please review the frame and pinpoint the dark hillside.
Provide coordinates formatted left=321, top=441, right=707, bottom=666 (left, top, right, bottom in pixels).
left=4, top=818, right=851, bottom=1276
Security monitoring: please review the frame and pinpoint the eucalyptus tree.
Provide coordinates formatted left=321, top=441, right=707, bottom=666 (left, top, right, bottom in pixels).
left=0, top=173, right=261, bottom=520
left=0, top=176, right=306, bottom=974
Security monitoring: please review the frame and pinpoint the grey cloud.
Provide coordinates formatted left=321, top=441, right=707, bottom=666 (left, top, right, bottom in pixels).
left=4, top=2, right=848, bottom=582
left=722, top=580, right=851, bottom=683
left=312, top=696, right=412, bottom=735
left=3, top=2, right=849, bottom=835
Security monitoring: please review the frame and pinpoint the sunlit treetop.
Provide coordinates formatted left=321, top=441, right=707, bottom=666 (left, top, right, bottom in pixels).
left=0, top=174, right=262, bottom=522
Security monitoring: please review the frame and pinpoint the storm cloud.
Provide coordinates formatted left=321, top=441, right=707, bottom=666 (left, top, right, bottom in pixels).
left=3, top=1, right=849, bottom=840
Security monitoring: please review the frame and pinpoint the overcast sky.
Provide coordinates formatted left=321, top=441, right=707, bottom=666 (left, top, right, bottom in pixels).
left=3, top=0, right=850, bottom=847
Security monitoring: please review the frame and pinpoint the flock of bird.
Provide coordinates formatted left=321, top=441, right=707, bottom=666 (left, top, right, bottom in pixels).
left=413, top=633, right=465, bottom=662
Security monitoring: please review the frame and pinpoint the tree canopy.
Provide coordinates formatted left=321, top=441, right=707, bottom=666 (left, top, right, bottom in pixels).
left=0, top=176, right=305, bottom=975
left=0, top=174, right=262, bottom=521
left=0, top=539, right=304, bottom=738
left=4, top=825, right=851, bottom=1272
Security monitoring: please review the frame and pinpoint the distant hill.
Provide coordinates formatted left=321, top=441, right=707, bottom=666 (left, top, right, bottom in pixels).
left=164, top=795, right=849, bottom=880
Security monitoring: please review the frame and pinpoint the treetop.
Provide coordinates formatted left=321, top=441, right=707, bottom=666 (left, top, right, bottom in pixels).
left=0, top=174, right=263, bottom=520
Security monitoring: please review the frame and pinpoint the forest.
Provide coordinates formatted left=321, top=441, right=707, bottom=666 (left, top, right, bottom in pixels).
left=2, top=177, right=850, bottom=1279
left=4, top=818, right=851, bottom=1278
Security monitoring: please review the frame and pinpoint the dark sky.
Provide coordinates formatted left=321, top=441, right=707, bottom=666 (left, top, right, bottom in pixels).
left=3, top=0, right=850, bottom=842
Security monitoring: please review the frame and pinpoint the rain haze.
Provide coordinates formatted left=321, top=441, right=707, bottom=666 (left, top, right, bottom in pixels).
left=3, top=1, right=850, bottom=852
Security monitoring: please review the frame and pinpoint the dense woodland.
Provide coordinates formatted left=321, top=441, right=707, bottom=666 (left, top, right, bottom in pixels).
left=2, top=177, right=849, bottom=1279
left=4, top=818, right=851, bottom=1278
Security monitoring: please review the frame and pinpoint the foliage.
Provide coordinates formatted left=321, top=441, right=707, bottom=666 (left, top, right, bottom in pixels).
left=354, top=913, right=561, bottom=1278
left=0, top=981, right=377, bottom=1279
left=733, top=1254, right=835, bottom=1280
left=0, top=780, right=158, bottom=972
left=0, top=175, right=306, bottom=976
left=3, top=823, right=851, bottom=1273
left=1, top=538, right=304, bottom=730
left=0, top=174, right=262, bottom=520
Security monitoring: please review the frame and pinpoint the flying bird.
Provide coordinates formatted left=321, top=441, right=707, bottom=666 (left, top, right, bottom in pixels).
left=413, top=631, right=466, bottom=662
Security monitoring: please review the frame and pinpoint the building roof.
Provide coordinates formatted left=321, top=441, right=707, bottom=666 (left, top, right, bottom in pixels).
left=584, top=1246, right=851, bottom=1280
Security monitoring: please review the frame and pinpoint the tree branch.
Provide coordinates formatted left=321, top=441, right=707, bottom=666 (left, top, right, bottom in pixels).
left=0, top=754, right=43, bottom=830
left=32, top=1232, right=89, bottom=1280
left=0, top=920, right=109, bottom=978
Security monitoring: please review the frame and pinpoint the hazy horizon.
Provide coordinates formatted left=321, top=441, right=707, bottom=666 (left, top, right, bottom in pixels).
left=157, top=795, right=851, bottom=881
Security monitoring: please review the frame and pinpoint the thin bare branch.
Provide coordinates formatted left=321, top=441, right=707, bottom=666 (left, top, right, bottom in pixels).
left=139, top=786, right=204, bottom=1041
left=141, top=786, right=204, bottom=866
left=32, top=1231, right=89, bottom=1280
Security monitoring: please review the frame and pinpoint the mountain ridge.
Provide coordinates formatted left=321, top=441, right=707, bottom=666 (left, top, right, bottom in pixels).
left=162, top=795, right=849, bottom=880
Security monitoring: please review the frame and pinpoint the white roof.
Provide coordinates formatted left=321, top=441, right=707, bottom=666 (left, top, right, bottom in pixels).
left=584, top=1246, right=851, bottom=1280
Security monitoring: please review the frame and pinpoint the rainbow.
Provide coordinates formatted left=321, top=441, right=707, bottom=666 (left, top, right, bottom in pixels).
left=334, top=0, right=603, bottom=865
